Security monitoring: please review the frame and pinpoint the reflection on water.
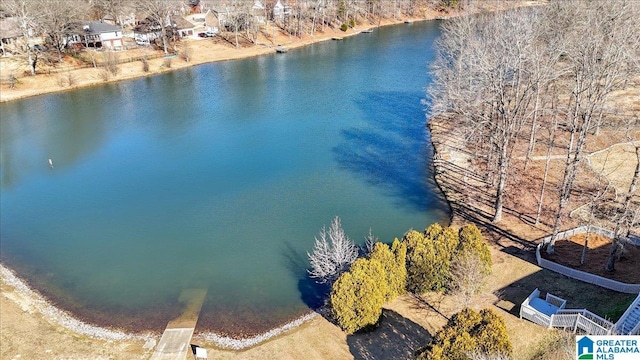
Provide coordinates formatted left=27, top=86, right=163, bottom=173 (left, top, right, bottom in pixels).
left=0, top=20, right=448, bottom=336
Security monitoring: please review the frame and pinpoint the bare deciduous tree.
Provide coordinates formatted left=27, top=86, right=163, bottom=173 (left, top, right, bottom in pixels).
left=450, top=250, right=488, bottom=309
left=547, top=1, right=637, bottom=253
left=3, top=0, right=43, bottom=75
left=39, top=0, right=89, bottom=62
left=363, top=227, right=378, bottom=255
left=137, top=0, right=181, bottom=54
left=429, top=7, right=541, bottom=223
left=307, top=216, right=358, bottom=284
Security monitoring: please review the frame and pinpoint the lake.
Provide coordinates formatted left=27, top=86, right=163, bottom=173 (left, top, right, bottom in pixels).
left=0, top=20, right=449, bottom=336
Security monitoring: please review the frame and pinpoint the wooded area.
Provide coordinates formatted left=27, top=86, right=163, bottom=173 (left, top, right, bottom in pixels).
left=427, top=0, right=640, bottom=266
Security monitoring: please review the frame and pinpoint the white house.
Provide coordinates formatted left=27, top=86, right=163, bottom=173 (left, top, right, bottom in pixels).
left=252, top=0, right=266, bottom=25
left=133, top=19, right=161, bottom=46
left=66, top=21, right=124, bottom=50
left=170, top=16, right=196, bottom=38
left=272, top=0, right=291, bottom=22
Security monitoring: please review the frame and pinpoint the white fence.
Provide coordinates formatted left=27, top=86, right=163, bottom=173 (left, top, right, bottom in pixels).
left=536, top=226, right=640, bottom=294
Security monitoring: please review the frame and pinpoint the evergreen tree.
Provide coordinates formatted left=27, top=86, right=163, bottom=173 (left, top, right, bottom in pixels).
left=417, top=308, right=512, bottom=360
left=456, top=224, right=492, bottom=275
left=391, top=238, right=407, bottom=296
left=369, top=239, right=407, bottom=300
left=404, top=229, right=438, bottom=293
left=330, top=258, right=386, bottom=334
left=405, top=224, right=458, bottom=293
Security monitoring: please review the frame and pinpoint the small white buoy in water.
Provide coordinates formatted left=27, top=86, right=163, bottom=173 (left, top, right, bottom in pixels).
left=48, top=158, right=53, bottom=168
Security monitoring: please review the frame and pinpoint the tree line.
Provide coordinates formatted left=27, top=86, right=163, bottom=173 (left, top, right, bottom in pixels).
left=427, top=0, right=640, bottom=263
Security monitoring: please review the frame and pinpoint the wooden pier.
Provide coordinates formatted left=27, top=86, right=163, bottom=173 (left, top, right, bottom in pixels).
left=150, top=288, right=207, bottom=360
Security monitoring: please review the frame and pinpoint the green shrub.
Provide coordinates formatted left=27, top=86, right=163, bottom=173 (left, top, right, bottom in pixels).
left=331, top=258, right=386, bottom=334
left=349, top=19, right=355, bottom=28
left=404, top=229, right=437, bottom=293
left=369, top=239, right=407, bottom=300
left=404, top=224, right=458, bottom=293
left=457, top=224, right=492, bottom=272
left=405, top=223, right=492, bottom=295
left=417, top=308, right=512, bottom=360
left=340, top=23, right=348, bottom=32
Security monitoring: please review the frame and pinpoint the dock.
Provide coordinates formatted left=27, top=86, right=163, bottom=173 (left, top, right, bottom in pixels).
left=150, top=288, right=207, bottom=360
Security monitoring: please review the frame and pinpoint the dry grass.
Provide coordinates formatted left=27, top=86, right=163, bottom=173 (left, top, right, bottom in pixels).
left=587, top=141, right=640, bottom=196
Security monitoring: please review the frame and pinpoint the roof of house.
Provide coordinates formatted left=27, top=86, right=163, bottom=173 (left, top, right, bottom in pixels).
left=169, top=16, right=195, bottom=30
left=66, top=20, right=122, bottom=36
left=133, top=18, right=160, bottom=33
left=83, top=21, right=122, bottom=35
left=0, top=18, right=22, bottom=39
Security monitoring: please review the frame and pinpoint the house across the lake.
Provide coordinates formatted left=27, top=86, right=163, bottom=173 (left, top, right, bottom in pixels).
left=170, top=16, right=196, bottom=38
left=0, top=18, right=23, bottom=55
left=66, top=21, right=124, bottom=50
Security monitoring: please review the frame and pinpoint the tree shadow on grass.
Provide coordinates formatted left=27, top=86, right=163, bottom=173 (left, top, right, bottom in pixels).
left=347, top=309, right=432, bottom=360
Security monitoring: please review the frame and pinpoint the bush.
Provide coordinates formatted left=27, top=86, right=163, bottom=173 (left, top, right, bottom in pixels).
left=102, top=51, right=118, bottom=75
left=180, top=43, right=192, bottom=62
left=56, top=71, right=77, bottom=87
left=417, top=308, right=512, bottom=360
left=349, top=19, right=355, bottom=28
left=405, top=223, right=492, bottom=295
left=368, top=239, right=407, bottom=300
left=331, top=258, right=387, bottom=334
left=449, top=224, right=493, bottom=306
left=98, top=69, right=111, bottom=81
left=457, top=224, right=492, bottom=271
left=404, top=224, right=458, bottom=293
left=340, top=23, right=348, bottom=32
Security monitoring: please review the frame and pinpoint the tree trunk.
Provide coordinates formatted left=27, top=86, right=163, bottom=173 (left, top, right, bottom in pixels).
left=492, top=137, right=510, bottom=223
left=161, top=26, right=169, bottom=54
left=605, top=238, right=619, bottom=272
left=28, top=51, right=36, bottom=75
left=525, top=85, right=541, bottom=170
left=536, top=106, right=558, bottom=225
left=624, top=145, right=640, bottom=211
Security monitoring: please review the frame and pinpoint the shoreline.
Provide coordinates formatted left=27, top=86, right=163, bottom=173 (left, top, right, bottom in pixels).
left=0, top=17, right=433, bottom=104
left=0, top=1, right=546, bottom=103
left=0, top=262, right=321, bottom=350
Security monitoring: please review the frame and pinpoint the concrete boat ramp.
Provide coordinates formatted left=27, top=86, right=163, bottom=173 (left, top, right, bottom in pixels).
left=151, top=288, right=207, bottom=360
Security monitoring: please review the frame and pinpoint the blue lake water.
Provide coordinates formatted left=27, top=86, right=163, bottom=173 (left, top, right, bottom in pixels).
left=0, top=20, right=448, bottom=336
